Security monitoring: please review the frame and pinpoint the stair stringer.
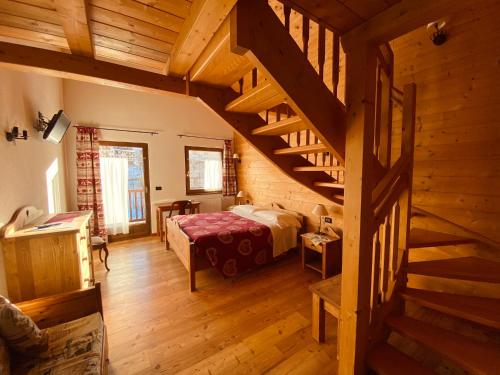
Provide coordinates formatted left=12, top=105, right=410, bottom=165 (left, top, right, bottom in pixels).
left=229, top=0, right=346, bottom=164
left=197, top=87, right=344, bottom=204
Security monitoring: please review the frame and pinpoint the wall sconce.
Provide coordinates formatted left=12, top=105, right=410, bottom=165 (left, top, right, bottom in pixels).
left=233, top=153, right=241, bottom=163
left=5, top=126, right=28, bottom=142
left=427, top=21, right=447, bottom=46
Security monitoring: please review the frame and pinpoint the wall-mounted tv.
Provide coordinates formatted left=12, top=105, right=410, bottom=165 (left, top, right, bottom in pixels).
left=43, top=110, right=71, bottom=144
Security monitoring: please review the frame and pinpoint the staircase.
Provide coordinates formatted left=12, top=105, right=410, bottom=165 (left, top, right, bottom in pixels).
left=367, top=227, right=500, bottom=375
left=192, top=0, right=347, bottom=204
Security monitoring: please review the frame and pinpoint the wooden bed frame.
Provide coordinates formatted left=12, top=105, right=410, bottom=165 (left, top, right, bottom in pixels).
left=165, top=203, right=305, bottom=292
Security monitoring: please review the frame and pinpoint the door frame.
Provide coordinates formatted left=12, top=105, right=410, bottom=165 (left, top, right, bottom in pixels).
left=99, top=141, right=152, bottom=242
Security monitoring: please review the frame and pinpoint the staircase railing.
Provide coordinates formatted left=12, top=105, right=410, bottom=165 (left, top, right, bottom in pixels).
left=233, top=1, right=345, bottom=184
left=368, top=75, right=417, bottom=348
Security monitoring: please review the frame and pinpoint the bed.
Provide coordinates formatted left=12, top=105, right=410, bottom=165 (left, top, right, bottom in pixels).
left=165, top=204, right=304, bottom=291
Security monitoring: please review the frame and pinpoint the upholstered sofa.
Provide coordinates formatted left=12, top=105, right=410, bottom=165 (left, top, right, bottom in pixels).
left=0, top=284, right=108, bottom=375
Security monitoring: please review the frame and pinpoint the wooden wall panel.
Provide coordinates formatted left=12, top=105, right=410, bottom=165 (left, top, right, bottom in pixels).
left=391, top=0, right=500, bottom=244
left=234, top=133, right=343, bottom=234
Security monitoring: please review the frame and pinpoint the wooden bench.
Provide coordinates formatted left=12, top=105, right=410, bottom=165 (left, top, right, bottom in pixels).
left=309, top=275, right=341, bottom=356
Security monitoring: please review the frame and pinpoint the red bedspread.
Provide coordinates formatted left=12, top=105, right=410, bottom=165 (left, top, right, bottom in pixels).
left=173, top=211, right=273, bottom=277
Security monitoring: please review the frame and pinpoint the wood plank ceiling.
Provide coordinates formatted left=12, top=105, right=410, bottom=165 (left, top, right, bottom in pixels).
left=0, top=0, right=400, bottom=77
left=0, top=0, right=192, bottom=73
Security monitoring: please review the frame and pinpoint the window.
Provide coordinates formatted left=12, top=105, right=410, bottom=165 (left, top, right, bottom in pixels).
left=185, top=146, right=223, bottom=195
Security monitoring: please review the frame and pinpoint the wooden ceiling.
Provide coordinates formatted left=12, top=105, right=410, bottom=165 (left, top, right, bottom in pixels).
left=0, top=0, right=400, bottom=77
left=0, top=0, right=192, bottom=73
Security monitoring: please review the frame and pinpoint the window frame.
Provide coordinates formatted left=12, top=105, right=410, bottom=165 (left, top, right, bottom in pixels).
left=184, top=146, right=223, bottom=195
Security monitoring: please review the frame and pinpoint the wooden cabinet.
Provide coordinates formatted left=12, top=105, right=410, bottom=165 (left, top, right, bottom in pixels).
left=301, top=233, right=342, bottom=279
left=0, top=207, right=94, bottom=302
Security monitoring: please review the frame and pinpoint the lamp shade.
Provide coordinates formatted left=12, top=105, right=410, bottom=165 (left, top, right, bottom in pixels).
left=236, top=191, right=246, bottom=198
left=233, top=153, right=240, bottom=160
left=312, top=204, right=328, bottom=217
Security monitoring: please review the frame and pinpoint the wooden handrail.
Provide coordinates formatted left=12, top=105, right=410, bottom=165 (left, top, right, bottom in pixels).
left=391, top=86, right=403, bottom=106
left=372, top=156, right=411, bottom=208
left=373, top=175, right=408, bottom=227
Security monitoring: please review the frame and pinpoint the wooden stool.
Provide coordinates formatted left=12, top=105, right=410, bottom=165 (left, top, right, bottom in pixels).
left=91, top=236, right=110, bottom=271
left=309, top=275, right=342, bottom=358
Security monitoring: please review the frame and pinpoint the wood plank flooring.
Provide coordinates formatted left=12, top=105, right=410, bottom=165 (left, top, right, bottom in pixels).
left=93, top=237, right=339, bottom=374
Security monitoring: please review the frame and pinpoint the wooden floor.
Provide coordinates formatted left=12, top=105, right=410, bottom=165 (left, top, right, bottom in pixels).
left=94, top=236, right=339, bottom=374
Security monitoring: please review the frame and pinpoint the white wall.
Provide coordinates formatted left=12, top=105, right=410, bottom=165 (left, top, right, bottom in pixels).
left=0, top=67, right=67, bottom=296
left=62, top=79, right=234, bottom=233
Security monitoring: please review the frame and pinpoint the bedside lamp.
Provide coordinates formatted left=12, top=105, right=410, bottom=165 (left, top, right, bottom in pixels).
left=236, top=191, right=246, bottom=205
left=312, top=204, right=328, bottom=234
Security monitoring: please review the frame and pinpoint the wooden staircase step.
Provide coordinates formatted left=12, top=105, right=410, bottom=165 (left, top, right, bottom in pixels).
left=409, top=228, right=475, bottom=248
left=274, top=144, right=328, bottom=155
left=293, top=165, right=344, bottom=172
left=367, top=343, right=435, bottom=375
left=400, top=288, right=500, bottom=329
left=386, top=315, right=500, bottom=375
left=407, top=256, right=500, bottom=283
left=313, top=182, right=344, bottom=189
left=225, top=80, right=284, bottom=114
left=251, top=116, right=307, bottom=136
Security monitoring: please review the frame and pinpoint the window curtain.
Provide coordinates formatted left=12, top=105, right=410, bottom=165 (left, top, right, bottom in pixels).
left=222, top=140, right=237, bottom=196
left=76, top=127, right=107, bottom=239
left=204, top=159, right=223, bottom=191
left=100, top=157, right=130, bottom=235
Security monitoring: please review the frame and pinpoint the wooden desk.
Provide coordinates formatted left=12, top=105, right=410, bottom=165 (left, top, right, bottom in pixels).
left=309, top=275, right=342, bottom=357
left=0, top=207, right=94, bottom=302
left=156, top=201, right=200, bottom=242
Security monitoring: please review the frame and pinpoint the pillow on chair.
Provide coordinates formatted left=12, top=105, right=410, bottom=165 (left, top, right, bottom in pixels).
left=0, top=337, right=10, bottom=375
left=0, top=296, right=48, bottom=357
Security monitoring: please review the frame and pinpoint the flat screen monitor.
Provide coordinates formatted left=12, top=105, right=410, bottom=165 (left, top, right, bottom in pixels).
left=43, top=110, right=71, bottom=144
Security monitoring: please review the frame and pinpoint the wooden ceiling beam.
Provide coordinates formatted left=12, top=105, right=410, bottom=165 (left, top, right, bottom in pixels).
left=168, top=0, right=237, bottom=76
left=54, top=0, right=94, bottom=57
left=342, top=0, right=470, bottom=51
left=0, top=41, right=195, bottom=97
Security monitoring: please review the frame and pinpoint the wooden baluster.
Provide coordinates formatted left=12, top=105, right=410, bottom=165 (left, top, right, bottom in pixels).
left=287, top=106, right=291, bottom=144
left=390, top=200, right=400, bottom=281
left=318, top=25, right=325, bottom=79
left=302, top=16, right=309, bottom=57
left=283, top=5, right=291, bottom=32
left=238, top=78, right=243, bottom=95
left=252, top=68, right=257, bottom=88
left=371, top=230, right=381, bottom=321
left=381, top=214, right=391, bottom=302
left=313, top=134, right=318, bottom=165
left=374, top=63, right=382, bottom=159
left=330, top=154, right=334, bottom=178
left=332, top=33, right=340, bottom=98
left=265, top=109, right=269, bottom=124
left=296, top=131, right=301, bottom=147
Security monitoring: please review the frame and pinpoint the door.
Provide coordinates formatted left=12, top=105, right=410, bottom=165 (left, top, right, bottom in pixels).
left=99, top=141, right=151, bottom=241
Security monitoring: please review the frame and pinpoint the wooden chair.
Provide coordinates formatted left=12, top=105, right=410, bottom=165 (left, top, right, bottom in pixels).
left=167, top=200, right=194, bottom=218
left=91, top=236, right=110, bottom=271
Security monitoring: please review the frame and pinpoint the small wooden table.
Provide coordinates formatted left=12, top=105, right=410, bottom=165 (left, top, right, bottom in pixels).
left=301, top=233, right=342, bottom=279
left=309, top=275, right=342, bottom=357
left=155, top=200, right=200, bottom=242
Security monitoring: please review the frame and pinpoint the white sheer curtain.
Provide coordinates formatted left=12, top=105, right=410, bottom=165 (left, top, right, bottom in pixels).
left=100, top=157, right=130, bottom=235
left=204, top=159, right=222, bottom=191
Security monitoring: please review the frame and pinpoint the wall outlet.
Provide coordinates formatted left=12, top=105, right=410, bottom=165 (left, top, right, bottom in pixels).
left=155, top=186, right=162, bottom=191
left=324, top=216, right=333, bottom=224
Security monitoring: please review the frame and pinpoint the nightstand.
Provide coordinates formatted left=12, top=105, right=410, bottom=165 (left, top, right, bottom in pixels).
left=301, top=233, right=342, bottom=279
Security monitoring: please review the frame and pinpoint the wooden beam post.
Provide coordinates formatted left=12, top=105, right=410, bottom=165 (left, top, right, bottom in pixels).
left=339, top=43, right=378, bottom=375
left=54, top=0, right=94, bottom=57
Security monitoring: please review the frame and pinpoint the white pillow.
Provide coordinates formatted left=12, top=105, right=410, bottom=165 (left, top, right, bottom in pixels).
left=253, top=210, right=302, bottom=228
left=231, top=204, right=259, bottom=216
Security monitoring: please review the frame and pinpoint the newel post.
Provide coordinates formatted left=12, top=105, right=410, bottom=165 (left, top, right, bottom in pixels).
left=338, top=43, right=378, bottom=375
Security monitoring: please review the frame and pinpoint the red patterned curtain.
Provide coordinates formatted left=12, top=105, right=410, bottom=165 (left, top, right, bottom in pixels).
left=222, top=140, right=237, bottom=196
left=76, top=127, right=107, bottom=239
